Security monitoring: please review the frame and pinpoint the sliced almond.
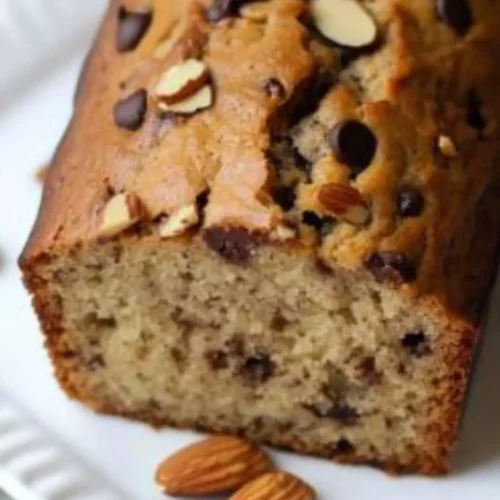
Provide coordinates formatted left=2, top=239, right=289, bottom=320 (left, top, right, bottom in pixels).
left=438, top=135, right=458, bottom=157
left=318, top=182, right=369, bottom=226
left=159, top=203, right=199, bottom=238
left=311, top=0, right=377, bottom=48
left=155, top=58, right=208, bottom=105
left=270, top=224, right=297, bottom=242
left=155, top=436, right=272, bottom=496
left=98, top=192, right=145, bottom=238
left=159, top=84, right=213, bottom=114
left=230, top=471, right=316, bottom=500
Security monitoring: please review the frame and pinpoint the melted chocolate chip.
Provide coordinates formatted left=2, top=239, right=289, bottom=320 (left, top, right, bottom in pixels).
left=436, top=0, right=473, bottom=36
left=467, top=90, right=486, bottom=131
left=240, top=355, right=275, bottom=383
left=272, top=185, right=296, bottom=211
left=401, top=331, right=431, bottom=357
left=302, top=211, right=335, bottom=237
left=335, top=438, right=355, bottom=454
left=366, top=252, right=417, bottom=284
left=261, top=78, right=286, bottom=100
left=204, top=227, right=256, bottom=264
left=398, top=188, right=424, bottom=218
left=117, top=7, right=153, bottom=52
left=113, top=89, right=148, bottom=131
left=328, top=120, right=377, bottom=177
left=305, top=402, right=360, bottom=426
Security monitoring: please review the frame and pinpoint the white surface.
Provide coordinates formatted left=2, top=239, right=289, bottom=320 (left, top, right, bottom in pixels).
left=1, top=4, right=500, bottom=500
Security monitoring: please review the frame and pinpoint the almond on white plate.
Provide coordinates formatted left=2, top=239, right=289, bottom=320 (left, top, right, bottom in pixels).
left=311, top=0, right=377, bottom=49
left=155, top=58, right=209, bottom=105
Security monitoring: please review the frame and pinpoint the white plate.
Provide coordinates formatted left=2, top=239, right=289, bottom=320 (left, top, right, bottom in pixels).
left=1, top=2, right=500, bottom=499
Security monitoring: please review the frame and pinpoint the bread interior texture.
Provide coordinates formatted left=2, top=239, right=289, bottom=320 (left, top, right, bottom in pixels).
left=40, top=239, right=463, bottom=473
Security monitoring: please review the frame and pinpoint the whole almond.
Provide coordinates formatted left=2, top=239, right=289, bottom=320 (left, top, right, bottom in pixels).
left=230, top=471, right=316, bottom=500
left=318, top=182, right=369, bottom=226
left=155, top=436, right=272, bottom=496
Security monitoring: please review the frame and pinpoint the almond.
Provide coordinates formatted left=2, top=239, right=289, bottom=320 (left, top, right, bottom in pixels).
left=98, top=192, right=145, bottom=237
left=159, top=203, right=199, bottom=238
left=311, top=0, right=377, bottom=48
left=155, top=58, right=208, bottom=105
left=230, top=471, right=316, bottom=500
left=159, top=84, right=213, bottom=114
left=155, top=436, right=272, bottom=496
left=438, top=135, right=458, bottom=157
left=318, top=182, right=369, bottom=226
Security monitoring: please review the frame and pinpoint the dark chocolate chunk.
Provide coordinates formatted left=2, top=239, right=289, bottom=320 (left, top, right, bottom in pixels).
left=436, top=0, right=473, bottom=36
left=117, top=7, right=153, bottom=52
left=272, top=185, right=296, bottom=211
left=302, top=211, right=335, bottom=237
left=401, top=331, right=431, bottom=357
left=240, top=355, right=275, bottom=383
left=113, top=89, right=148, bottom=131
left=328, top=120, right=377, bottom=177
left=204, top=227, right=256, bottom=264
left=335, top=438, right=355, bottom=454
left=306, top=401, right=360, bottom=426
left=398, top=187, right=424, bottom=218
left=467, top=90, right=486, bottom=131
left=261, top=77, right=286, bottom=100
left=205, top=350, right=229, bottom=370
left=366, top=252, right=417, bottom=284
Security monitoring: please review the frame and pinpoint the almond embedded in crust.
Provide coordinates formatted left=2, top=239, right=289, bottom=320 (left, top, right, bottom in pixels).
left=318, top=182, right=369, bottom=226
left=155, top=58, right=209, bottom=105
left=98, top=192, right=144, bottom=238
left=229, top=471, right=316, bottom=500
left=158, top=203, right=199, bottom=238
left=311, top=0, right=377, bottom=48
left=159, top=84, right=213, bottom=114
left=155, top=436, right=272, bottom=496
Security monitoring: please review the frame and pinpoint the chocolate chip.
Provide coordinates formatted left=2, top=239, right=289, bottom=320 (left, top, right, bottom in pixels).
left=401, top=331, right=431, bottom=357
left=116, top=7, right=153, bottom=52
left=261, top=78, right=286, bottom=100
left=240, top=355, right=275, bottom=383
left=302, top=211, right=335, bottom=237
left=204, top=227, right=256, bottom=263
left=366, top=252, right=417, bottom=284
left=305, top=402, right=360, bottom=425
left=436, top=0, right=473, bottom=36
left=328, top=120, right=377, bottom=177
left=272, top=185, right=296, bottom=211
left=467, top=90, right=486, bottom=131
left=205, top=350, right=229, bottom=370
left=335, top=438, right=354, bottom=454
left=398, top=187, right=424, bottom=218
left=113, top=89, right=148, bottom=131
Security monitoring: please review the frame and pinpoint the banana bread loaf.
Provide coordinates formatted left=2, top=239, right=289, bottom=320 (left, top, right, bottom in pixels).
left=20, top=0, right=500, bottom=474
